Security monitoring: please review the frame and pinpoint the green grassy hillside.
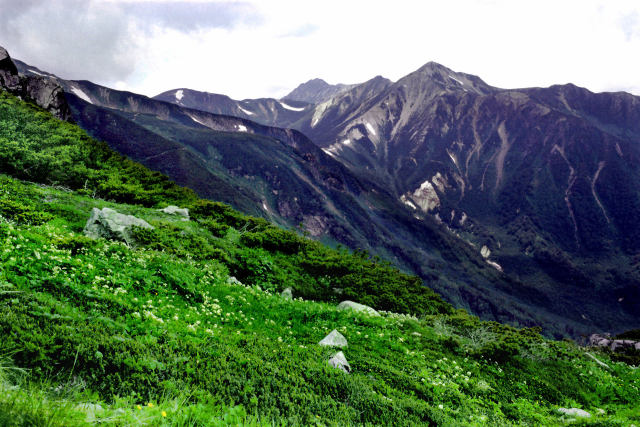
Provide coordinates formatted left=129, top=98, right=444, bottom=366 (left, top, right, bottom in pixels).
left=0, top=91, right=639, bottom=425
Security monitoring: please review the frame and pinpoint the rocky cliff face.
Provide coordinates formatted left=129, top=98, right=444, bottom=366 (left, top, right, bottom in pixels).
left=0, top=46, right=71, bottom=121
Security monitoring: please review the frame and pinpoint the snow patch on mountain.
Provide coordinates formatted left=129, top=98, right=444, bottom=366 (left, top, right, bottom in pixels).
left=236, top=124, right=248, bottom=132
left=365, top=122, right=377, bottom=136
left=188, top=114, right=206, bottom=126
left=400, top=195, right=417, bottom=210
left=28, top=69, right=47, bottom=77
left=175, top=89, right=184, bottom=102
left=449, top=75, right=464, bottom=86
left=71, top=86, right=92, bottom=104
left=238, top=105, right=254, bottom=116
left=279, top=101, right=306, bottom=112
left=480, top=245, right=491, bottom=259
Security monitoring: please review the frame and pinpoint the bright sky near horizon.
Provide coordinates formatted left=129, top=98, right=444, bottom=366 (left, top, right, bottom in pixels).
left=1, top=0, right=639, bottom=99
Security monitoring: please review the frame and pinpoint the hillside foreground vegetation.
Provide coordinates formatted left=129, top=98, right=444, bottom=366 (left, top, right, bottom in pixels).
left=0, top=91, right=639, bottom=425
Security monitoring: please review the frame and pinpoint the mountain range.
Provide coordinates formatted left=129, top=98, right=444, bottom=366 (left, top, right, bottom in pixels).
left=5, top=46, right=640, bottom=338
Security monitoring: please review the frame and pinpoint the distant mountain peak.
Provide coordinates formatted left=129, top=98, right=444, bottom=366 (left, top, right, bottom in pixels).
left=284, top=78, right=357, bottom=104
left=396, top=60, right=495, bottom=95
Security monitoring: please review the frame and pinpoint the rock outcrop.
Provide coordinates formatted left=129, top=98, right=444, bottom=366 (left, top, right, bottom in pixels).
left=318, top=329, right=348, bottom=348
left=0, top=47, right=20, bottom=91
left=84, top=207, right=153, bottom=244
left=337, top=300, right=379, bottom=316
left=0, top=45, right=71, bottom=121
left=589, top=334, right=640, bottom=352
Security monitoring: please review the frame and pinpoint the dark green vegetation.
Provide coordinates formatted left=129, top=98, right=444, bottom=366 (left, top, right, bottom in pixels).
left=1, top=89, right=639, bottom=425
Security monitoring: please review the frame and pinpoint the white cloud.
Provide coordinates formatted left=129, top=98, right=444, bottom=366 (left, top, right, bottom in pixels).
left=2, top=0, right=639, bottom=99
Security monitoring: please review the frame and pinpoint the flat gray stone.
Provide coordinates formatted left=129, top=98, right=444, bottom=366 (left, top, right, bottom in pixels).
left=328, top=351, right=350, bottom=373
left=337, top=300, right=379, bottom=316
left=318, top=329, right=348, bottom=348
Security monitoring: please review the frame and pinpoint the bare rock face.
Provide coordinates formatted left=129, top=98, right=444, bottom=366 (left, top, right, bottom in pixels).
left=589, top=333, right=640, bottom=352
left=23, top=76, right=71, bottom=121
left=0, top=45, right=71, bottom=121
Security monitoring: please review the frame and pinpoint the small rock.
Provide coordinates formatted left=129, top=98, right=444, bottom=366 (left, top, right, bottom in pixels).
left=227, top=276, right=242, bottom=286
left=328, top=351, right=350, bottom=373
left=281, top=287, right=293, bottom=300
left=558, top=408, right=591, bottom=418
left=337, top=300, right=380, bottom=316
left=159, top=205, right=189, bottom=219
left=318, top=329, right=348, bottom=348
left=83, top=207, right=153, bottom=244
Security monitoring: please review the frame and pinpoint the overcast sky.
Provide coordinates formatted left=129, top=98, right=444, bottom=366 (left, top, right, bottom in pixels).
left=1, top=0, right=639, bottom=99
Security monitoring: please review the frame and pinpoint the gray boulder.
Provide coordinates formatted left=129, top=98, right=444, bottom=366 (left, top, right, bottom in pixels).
left=281, top=287, right=293, bottom=300
left=84, top=207, right=153, bottom=244
left=337, top=300, right=379, bottom=316
left=328, top=351, right=350, bottom=373
left=557, top=408, right=590, bottom=418
left=318, top=329, right=348, bottom=348
left=227, top=276, right=243, bottom=286
left=159, top=205, right=189, bottom=219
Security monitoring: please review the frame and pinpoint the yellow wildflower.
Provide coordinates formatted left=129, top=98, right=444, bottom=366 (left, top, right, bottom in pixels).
left=162, top=411, right=167, bottom=417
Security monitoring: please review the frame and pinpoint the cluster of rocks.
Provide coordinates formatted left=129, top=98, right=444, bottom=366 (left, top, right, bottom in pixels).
left=0, top=46, right=71, bottom=121
left=589, top=334, right=640, bottom=352
left=280, top=287, right=379, bottom=374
